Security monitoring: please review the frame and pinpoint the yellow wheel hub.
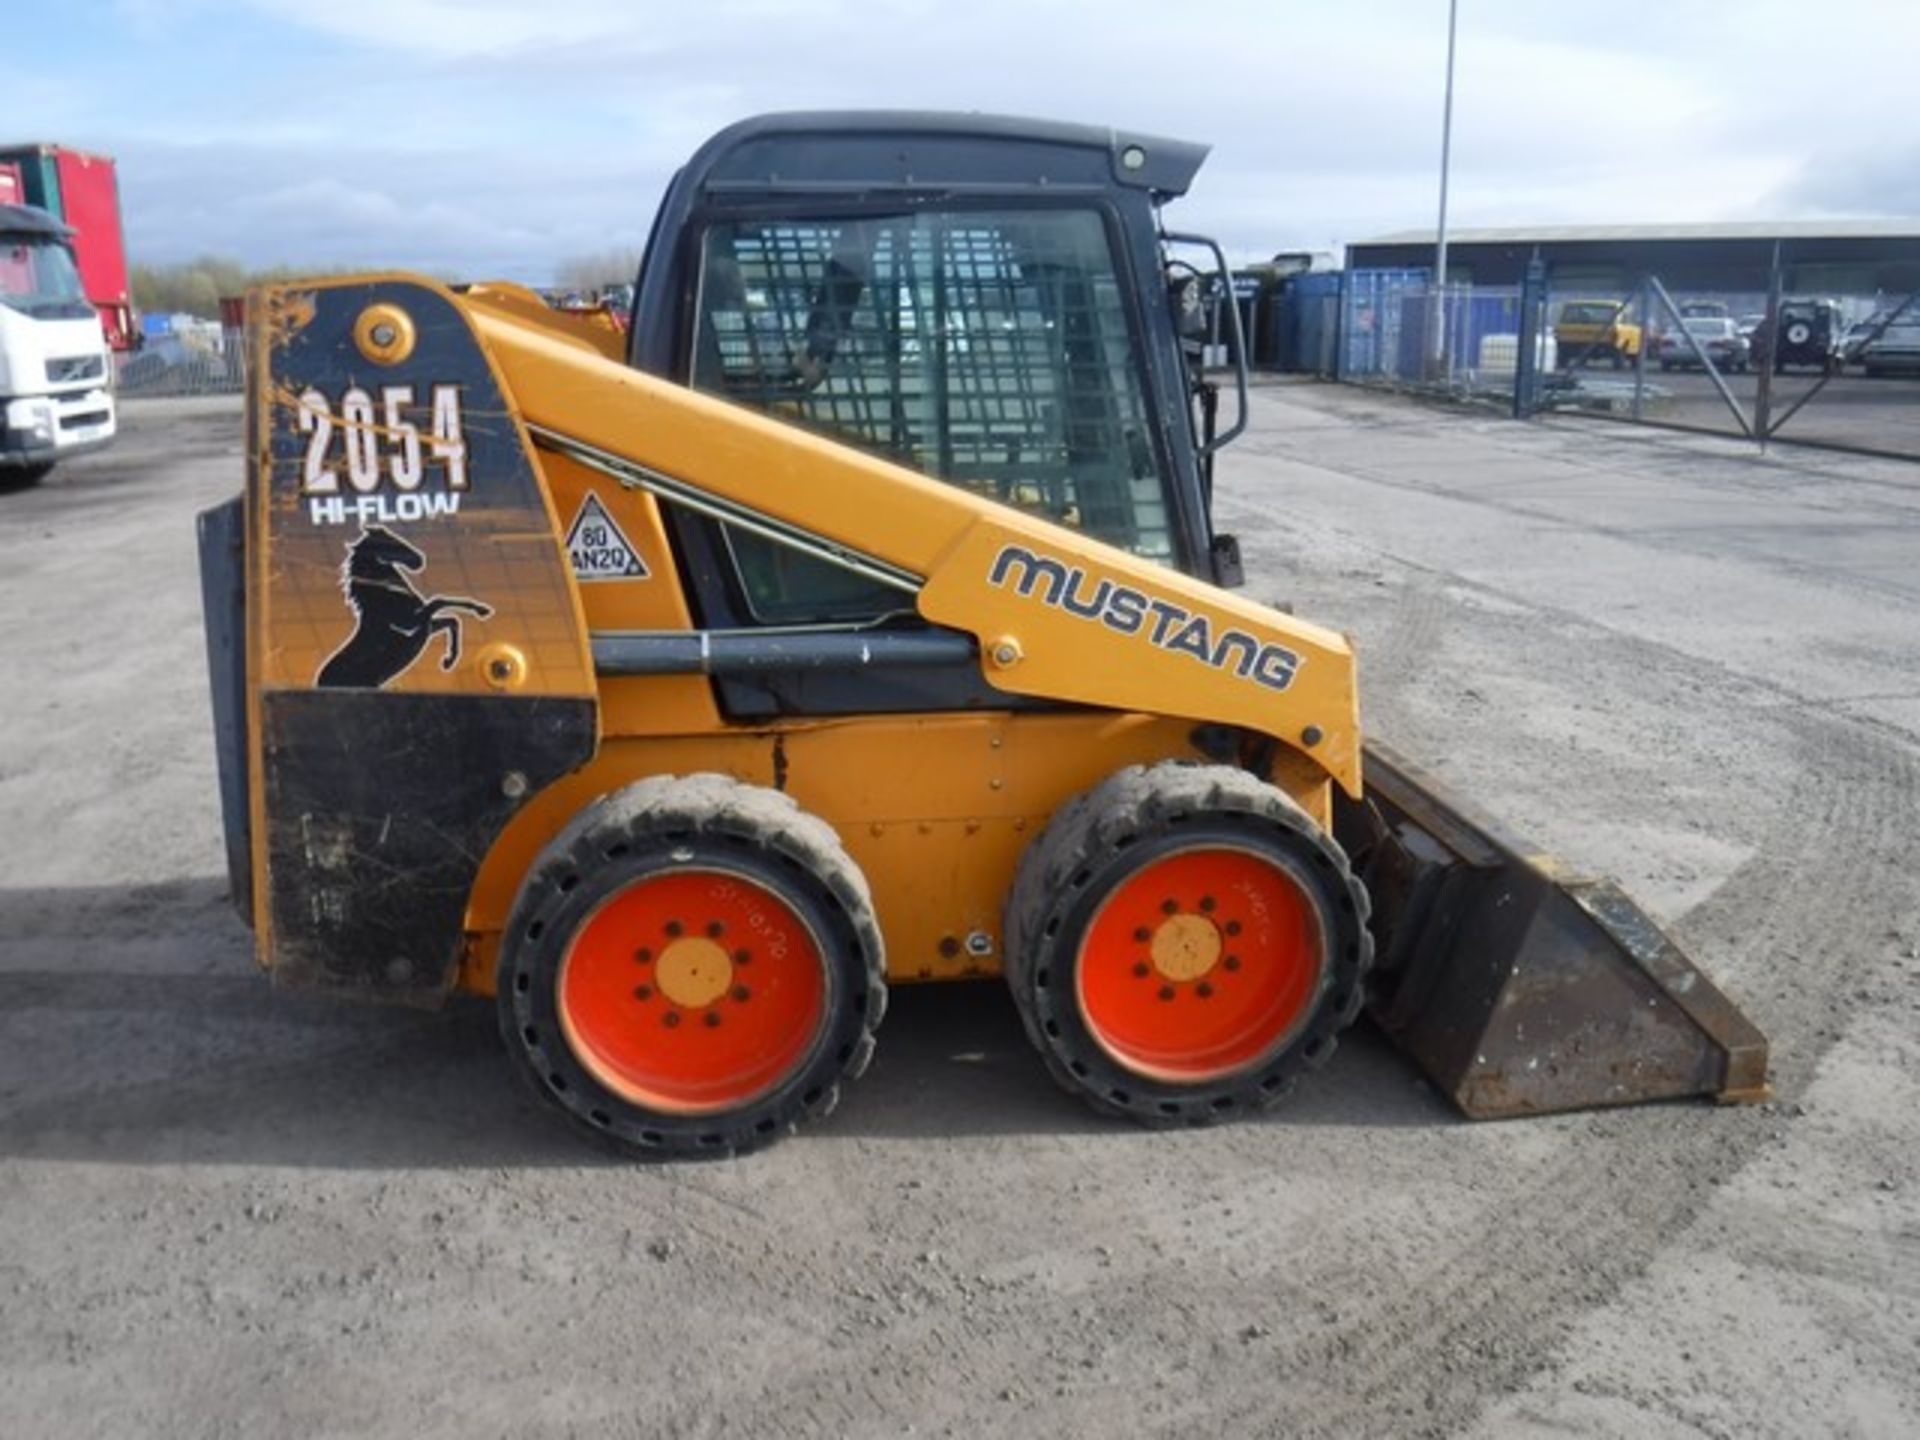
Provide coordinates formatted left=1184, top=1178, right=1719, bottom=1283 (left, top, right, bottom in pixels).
left=1149, top=913, right=1222, bottom=982
left=655, top=937, right=734, bottom=1009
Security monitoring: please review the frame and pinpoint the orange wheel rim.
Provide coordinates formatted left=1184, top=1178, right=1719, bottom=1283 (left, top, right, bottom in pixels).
left=558, top=869, right=827, bottom=1116
left=1075, top=846, right=1326, bottom=1083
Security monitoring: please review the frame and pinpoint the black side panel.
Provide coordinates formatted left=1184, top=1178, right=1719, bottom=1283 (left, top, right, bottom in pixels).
left=259, top=691, right=595, bottom=1004
left=196, top=497, right=252, bottom=925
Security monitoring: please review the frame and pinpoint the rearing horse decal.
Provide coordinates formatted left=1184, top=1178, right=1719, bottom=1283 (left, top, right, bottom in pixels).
left=316, top=525, right=493, bottom=689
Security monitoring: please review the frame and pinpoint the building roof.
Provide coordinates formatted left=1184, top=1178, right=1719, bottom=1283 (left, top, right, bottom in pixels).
left=1355, top=219, right=1920, bottom=247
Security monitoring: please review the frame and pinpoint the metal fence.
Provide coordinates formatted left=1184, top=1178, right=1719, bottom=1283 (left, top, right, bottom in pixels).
left=1322, top=261, right=1920, bottom=461
left=111, top=321, right=247, bottom=397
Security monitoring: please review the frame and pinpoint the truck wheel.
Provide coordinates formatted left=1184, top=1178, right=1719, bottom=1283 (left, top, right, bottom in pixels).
left=0, top=462, right=53, bottom=491
left=1003, top=762, right=1371, bottom=1124
left=498, top=774, right=886, bottom=1158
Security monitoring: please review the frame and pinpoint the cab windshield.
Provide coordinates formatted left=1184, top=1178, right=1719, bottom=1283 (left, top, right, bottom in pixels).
left=0, top=235, right=95, bottom=321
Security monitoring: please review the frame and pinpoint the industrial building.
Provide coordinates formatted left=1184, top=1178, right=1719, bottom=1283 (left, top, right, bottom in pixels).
left=1346, top=220, right=1920, bottom=298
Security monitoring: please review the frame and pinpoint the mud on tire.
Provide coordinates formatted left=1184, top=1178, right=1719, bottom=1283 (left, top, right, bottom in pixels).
left=1003, top=762, right=1372, bottom=1124
left=498, top=774, right=886, bottom=1159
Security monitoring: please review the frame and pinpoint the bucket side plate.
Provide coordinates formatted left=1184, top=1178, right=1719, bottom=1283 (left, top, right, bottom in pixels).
left=1334, top=742, right=1770, bottom=1118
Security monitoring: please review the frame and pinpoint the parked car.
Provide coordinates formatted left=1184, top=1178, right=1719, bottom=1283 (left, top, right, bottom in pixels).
left=1678, top=299, right=1733, bottom=321
left=1748, top=299, right=1846, bottom=372
left=1656, top=316, right=1751, bottom=372
left=1859, top=310, right=1920, bottom=376
left=1553, top=299, right=1643, bottom=369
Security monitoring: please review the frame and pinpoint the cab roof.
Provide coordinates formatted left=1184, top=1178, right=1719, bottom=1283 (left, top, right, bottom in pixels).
left=677, top=110, right=1210, bottom=201
left=0, top=203, right=73, bottom=238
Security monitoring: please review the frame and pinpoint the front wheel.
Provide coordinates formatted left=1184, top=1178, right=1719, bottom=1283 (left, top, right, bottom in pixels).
left=0, top=461, right=54, bottom=491
left=1004, top=763, right=1372, bottom=1124
left=498, top=774, right=886, bottom=1158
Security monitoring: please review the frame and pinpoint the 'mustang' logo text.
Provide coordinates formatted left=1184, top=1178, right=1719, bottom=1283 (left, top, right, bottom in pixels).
left=987, top=544, right=1300, bottom=691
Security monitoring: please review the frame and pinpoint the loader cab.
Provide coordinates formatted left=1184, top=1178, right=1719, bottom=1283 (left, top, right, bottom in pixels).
left=628, top=112, right=1243, bottom=718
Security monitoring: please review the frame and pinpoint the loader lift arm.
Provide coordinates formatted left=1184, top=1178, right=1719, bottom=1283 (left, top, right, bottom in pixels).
left=462, top=289, right=1365, bottom=798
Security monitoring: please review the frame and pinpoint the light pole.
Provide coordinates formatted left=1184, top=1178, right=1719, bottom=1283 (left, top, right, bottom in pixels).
left=1430, top=0, right=1459, bottom=377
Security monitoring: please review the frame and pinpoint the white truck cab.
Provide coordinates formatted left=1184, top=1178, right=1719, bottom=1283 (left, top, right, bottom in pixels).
left=0, top=203, right=116, bottom=484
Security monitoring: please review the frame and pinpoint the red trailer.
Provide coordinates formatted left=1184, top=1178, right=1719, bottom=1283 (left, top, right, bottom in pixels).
left=0, top=144, right=133, bottom=350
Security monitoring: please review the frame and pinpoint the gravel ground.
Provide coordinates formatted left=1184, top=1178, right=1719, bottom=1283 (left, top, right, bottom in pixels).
left=1, top=386, right=1915, bottom=1438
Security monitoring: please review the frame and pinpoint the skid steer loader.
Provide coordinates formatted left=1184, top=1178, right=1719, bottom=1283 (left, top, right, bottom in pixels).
left=197, top=113, right=1767, bottom=1156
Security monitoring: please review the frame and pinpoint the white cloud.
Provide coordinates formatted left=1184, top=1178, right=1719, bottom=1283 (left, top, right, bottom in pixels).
left=44, top=0, right=1920, bottom=278
left=234, top=0, right=643, bottom=57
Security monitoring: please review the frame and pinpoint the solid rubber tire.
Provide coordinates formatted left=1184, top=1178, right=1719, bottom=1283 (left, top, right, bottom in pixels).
left=498, top=774, right=886, bottom=1159
left=1003, top=762, right=1372, bottom=1126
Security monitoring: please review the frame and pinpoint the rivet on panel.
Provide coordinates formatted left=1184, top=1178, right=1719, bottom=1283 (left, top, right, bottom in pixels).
left=479, top=643, right=528, bottom=692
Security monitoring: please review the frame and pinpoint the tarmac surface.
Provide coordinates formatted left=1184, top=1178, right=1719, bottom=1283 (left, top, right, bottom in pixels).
left=2, top=386, right=1916, bottom=1438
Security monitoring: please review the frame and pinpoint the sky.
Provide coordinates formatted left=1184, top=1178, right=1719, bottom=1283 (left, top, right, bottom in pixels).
left=8, top=0, right=1919, bottom=284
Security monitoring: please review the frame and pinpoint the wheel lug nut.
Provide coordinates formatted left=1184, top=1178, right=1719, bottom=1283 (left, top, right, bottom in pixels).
left=664, top=920, right=683, bottom=938
left=1199, top=896, right=1217, bottom=913
left=1224, top=920, right=1242, bottom=937
left=1196, top=981, right=1213, bottom=999
left=1158, top=985, right=1175, bottom=1002
left=1224, top=955, right=1241, bottom=972
left=634, top=984, right=653, bottom=1001
left=704, top=1011, right=722, bottom=1028
left=706, top=921, right=725, bottom=938
left=733, top=948, right=751, bottom=965
left=732, top=985, right=750, bottom=1002
left=1132, top=926, right=1151, bottom=942
left=1160, top=899, right=1179, bottom=915
left=663, top=1011, right=681, bottom=1028
left=1132, top=962, right=1150, bottom=978
left=635, top=947, right=652, bottom=963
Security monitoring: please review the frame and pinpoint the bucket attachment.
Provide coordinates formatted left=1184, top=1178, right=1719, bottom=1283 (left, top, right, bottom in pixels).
left=1333, top=743, right=1770, bottom=1118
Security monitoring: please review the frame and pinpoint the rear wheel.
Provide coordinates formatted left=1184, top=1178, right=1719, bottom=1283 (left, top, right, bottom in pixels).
left=1004, top=763, right=1371, bottom=1123
left=499, top=774, right=886, bottom=1157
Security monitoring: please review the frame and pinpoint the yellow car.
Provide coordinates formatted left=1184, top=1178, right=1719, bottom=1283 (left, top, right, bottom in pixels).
left=1554, top=299, right=1643, bottom=369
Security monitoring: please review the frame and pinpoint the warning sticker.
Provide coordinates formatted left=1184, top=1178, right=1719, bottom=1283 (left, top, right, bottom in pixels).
left=563, top=492, right=649, bottom=582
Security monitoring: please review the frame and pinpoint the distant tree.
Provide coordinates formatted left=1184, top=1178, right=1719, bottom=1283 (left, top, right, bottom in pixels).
left=130, top=256, right=359, bottom=318
left=554, top=248, right=644, bottom=293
